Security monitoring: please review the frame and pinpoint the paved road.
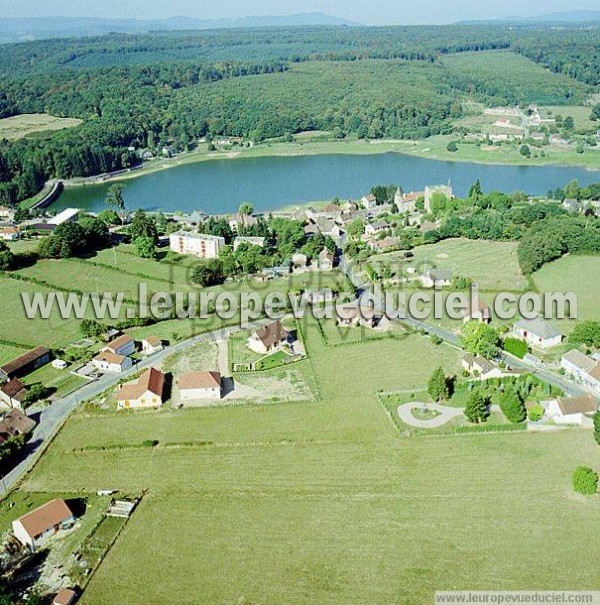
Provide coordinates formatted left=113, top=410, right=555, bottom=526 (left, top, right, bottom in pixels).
left=1, top=320, right=268, bottom=497
left=339, top=253, right=586, bottom=397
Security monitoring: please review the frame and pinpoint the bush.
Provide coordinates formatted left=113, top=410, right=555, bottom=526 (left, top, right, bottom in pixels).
left=446, top=141, right=458, bottom=152
left=572, top=466, right=598, bottom=495
left=503, top=337, right=528, bottom=359
left=527, top=402, right=544, bottom=422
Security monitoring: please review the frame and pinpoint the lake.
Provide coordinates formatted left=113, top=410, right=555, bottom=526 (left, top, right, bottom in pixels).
left=54, top=152, right=600, bottom=214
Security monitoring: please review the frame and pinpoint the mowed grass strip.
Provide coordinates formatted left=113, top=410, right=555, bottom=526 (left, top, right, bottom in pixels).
left=0, top=113, right=82, bottom=140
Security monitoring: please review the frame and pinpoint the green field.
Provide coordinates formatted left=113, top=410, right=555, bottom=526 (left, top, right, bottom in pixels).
left=373, top=238, right=527, bottom=292
left=532, top=255, right=600, bottom=334
left=11, top=320, right=600, bottom=602
left=0, top=113, right=82, bottom=140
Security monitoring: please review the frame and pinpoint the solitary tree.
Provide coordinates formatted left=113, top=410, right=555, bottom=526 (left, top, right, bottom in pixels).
left=239, top=202, right=254, bottom=216
left=593, top=412, right=600, bottom=447
left=461, top=323, right=500, bottom=359
left=134, top=236, right=156, bottom=259
left=105, top=183, right=126, bottom=225
left=572, top=466, right=598, bottom=495
left=464, top=391, right=489, bottom=424
left=428, top=367, right=449, bottom=402
left=499, top=387, right=527, bottom=423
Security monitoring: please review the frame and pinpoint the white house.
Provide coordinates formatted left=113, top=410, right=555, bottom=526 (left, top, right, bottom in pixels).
left=169, top=231, right=225, bottom=259
left=12, top=499, right=75, bottom=551
left=421, top=268, right=452, bottom=288
left=179, top=371, right=222, bottom=402
left=543, top=395, right=597, bottom=425
left=364, top=220, right=388, bottom=237
left=92, top=352, right=132, bottom=374
left=291, top=253, right=308, bottom=272
left=561, top=350, right=600, bottom=394
left=513, top=319, right=563, bottom=349
left=361, top=194, right=377, bottom=209
left=103, top=334, right=135, bottom=357
left=316, top=248, right=334, bottom=271
left=116, top=367, right=165, bottom=409
left=0, top=378, right=28, bottom=409
left=247, top=320, right=291, bottom=355
left=463, top=298, right=492, bottom=323
left=233, top=236, right=265, bottom=251
left=141, top=336, right=163, bottom=355
left=461, top=354, right=507, bottom=380
left=0, top=226, right=20, bottom=241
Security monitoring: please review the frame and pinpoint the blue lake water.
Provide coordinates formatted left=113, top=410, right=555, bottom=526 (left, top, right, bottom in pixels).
left=53, top=152, right=600, bottom=214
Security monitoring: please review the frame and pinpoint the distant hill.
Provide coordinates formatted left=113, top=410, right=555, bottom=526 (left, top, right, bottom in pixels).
left=459, top=10, right=600, bottom=25
left=0, top=13, right=359, bottom=44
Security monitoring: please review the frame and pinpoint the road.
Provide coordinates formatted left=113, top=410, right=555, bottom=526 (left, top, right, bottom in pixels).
left=1, top=320, right=268, bottom=497
left=339, top=252, right=587, bottom=397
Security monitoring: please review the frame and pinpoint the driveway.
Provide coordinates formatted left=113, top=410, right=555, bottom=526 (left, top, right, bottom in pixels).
left=397, top=402, right=463, bottom=428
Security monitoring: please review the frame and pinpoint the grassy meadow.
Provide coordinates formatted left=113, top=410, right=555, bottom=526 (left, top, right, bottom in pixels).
left=8, top=317, right=600, bottom=603
left=0, top=113, right=82, bottom=140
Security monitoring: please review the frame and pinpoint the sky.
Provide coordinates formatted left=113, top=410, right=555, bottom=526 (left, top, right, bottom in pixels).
left=0, top=0, right=598, bottom=25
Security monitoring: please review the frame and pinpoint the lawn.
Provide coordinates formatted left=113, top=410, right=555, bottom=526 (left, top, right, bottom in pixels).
left=0, top=344, right=29, bottom=365
left=6, top=317, right=600, bottom=603
left=372, top=238, right=527, bottom=292
left=0, top=113, right=82, bottom=140
left=22, top=362, right=88, bottom=400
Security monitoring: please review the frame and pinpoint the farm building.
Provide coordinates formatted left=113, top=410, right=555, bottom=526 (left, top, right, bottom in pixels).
left=116, top=368, right=165, bottom=409
left=247, top=320, right=292, bottom=355
left=103, top=334, right=135, bottom=357
left=179, top=371, right=222, bottom=402
left=0, top=408, right=36, bottom=439
left=561, top=350, right=600, bottom=394
left=12, top=499, right=75, bottom=551
left=141, top=336, right=163, bottom=355
left=1, top=346, right=51, bottom=380
left=513, top=319, right=563, bottom=349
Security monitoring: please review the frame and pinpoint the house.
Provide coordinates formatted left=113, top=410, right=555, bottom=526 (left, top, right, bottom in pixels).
left=247, top=320, right=291, bottom=354
left=0, top=206, right=15, bottom=221
left=0, top=379, right=28, bottom=409
left=291, top=253, right=308, bottom=271
left=513, top=319, right=563, bottom=349
left=461, top=354, right=505, bottom=380
left=336, top=300, right=376, bottom=328
left=463, top=298, right=492, bottom=323
left=169, top=232, right=225, bottom=259
left=116, top=368, right=165, bottom=409
left=361, top=194, right=378, bottom=209
left=424, top=182, right=453, bottom=212
left=0, top=226, right=20, bottom=241
left=543, top=395, right=597, bottom=425
left=92, top=352, right=132, bottom=374
left=394, top=190, right=423, bottom=213
left=228, top=213, right=258, bottom=232
left=12, top=499, right=76, bottom=551
left=1, top=346, right=51, bottom=380
left=364, top=220, right=388, bottom=237
left=141, top=336, right=163, bottom=355
left=48, top=208, right=80, bottom=226
left=0, top=408, right=36, bottom=438
left=178, top=371, right=222, bottom=402
left=103, top=334, right=135, bottom=357
left=562, top=198, right=581, bottom=212
left=52, top=588, right=77, bottom=605
left=302, top=288, right=335, bottom=305
left=233, top=236, right=265, bottom=251
left=316, top=248, right=334, bottom=271
left=369, top=236, right=400, bottom=252
left=421, top=268, right=452, bottom=288
left=561, top=350, right=600, bottom=394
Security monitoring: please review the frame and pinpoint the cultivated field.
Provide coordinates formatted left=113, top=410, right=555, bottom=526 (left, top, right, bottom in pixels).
left=0, top=113, right=82, bottom=140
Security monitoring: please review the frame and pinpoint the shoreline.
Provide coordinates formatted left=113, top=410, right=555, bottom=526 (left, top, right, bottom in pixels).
left=61, top=137, right=600, bottom=192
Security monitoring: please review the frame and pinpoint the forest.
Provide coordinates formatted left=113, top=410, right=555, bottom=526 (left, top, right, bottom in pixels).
left=0, top=23, right=598, bottom=205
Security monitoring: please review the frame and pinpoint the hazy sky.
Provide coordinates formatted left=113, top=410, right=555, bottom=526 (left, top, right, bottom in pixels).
left=1, top=0, right=598, bottom=25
